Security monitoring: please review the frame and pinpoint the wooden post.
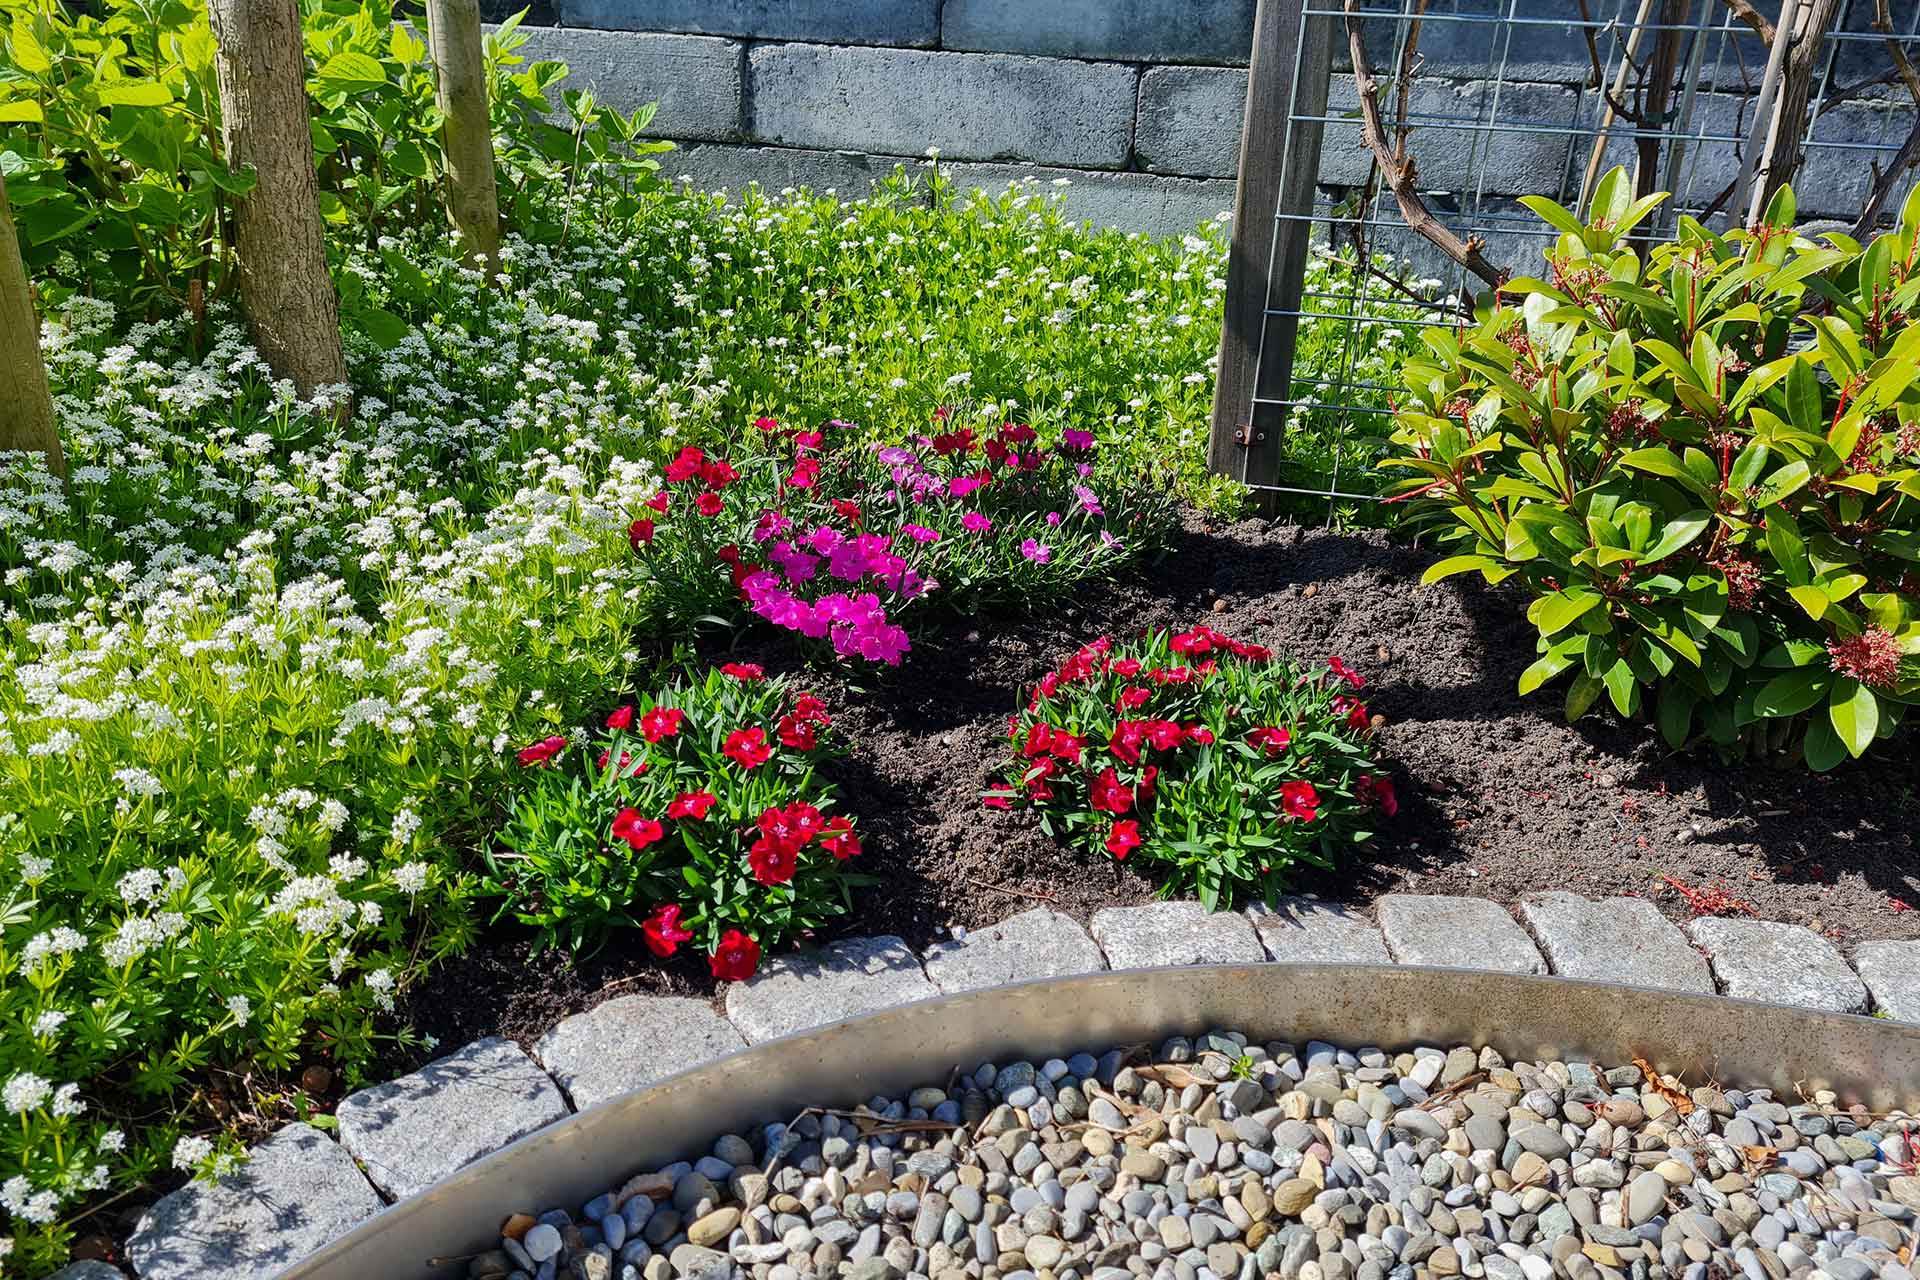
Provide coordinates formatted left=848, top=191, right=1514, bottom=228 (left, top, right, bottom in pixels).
left=427, top=0, right=501, bottom=278
left=209, top=0, right=349, bottom=402
left=0, top=172, right=64, bottom=480
left=1209, top=0, right=1333, bottom=509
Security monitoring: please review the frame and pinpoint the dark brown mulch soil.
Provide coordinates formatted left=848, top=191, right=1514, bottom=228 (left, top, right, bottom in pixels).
left=405, top=517, right=1920, bottom=1057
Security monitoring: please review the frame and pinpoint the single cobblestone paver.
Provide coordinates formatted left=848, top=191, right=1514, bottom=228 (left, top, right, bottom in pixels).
left=1246, top=897, right=1390, bottom=964
left=335, top=1035, right=569, bottom=1200
left=127, top=1123, right=381, bottom=1280
left=1518, top=891, right=1713, bottom=992
left=725, top=934, right=938, bottom=1043
left=1376, top=894, right=1546, bottom=974
left=921, top=907, right=1108, bottom=994
left=1853, top=940, right=1920, bottom=1023
left=1088, top=901, right=1266, bottom=968
left=534, top=995, right=747, bottom=1110
left=1687, top=918, right=1869, bottom=1012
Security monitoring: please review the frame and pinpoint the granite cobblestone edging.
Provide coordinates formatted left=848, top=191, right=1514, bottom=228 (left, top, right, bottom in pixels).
left=125, top=892, right=1920, bottom=1279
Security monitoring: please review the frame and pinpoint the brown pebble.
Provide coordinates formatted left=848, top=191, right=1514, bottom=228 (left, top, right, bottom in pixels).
left=1272, top=1177, right=1317, bottom=1215
left=618, top=1171, right=674, bottom=1204
left=1511, top=1152, right=1551, bottom=1185
left=1302, top=583, right=1318, bottom=598
left=1212, top=598, right=1228, bottom=612
left=501, top=1213, right=536, bottom=1241
left=300, top=1065, right=332, bottom=1094
left=688, top=1207, right=740, bottom=1248
left=1377, top=645, right=1392, bottom=663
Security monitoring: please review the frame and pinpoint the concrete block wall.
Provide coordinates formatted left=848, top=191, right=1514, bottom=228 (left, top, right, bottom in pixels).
left=506, top=0, right=1913, bottom=243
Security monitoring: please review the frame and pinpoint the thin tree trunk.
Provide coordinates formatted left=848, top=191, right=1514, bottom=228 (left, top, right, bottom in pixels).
left=1754, top=0, right=1846, bottom=220
left=209, top=0, right=348, bottom=402
left=0, top=173, right=65, bottom=480
left=428, top=0, right=501, bottom=279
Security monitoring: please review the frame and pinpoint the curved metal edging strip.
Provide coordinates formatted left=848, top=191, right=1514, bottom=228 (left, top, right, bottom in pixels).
left=281, top=963, right=1920, bottom=1280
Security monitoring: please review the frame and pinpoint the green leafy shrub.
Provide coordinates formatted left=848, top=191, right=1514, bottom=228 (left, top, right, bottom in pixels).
left=989, top=628, right=1394, bottom=907
left=1385, top=168, right=1920, bottom=769
left=0, top=0, right=241, bottom=314
left=0, top=1, right=667, bottom=314
left=486, top=666, right=864, bottom=968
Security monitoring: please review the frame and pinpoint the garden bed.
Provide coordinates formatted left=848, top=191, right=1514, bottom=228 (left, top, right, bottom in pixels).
left=407, top=517, right=1920, bottom=1055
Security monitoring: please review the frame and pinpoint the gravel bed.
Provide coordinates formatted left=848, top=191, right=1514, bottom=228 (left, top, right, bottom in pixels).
left=469, top=1034, right=1920, bottom=1280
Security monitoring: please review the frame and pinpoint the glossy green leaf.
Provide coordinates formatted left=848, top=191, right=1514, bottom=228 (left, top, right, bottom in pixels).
left=1753, top=668, right=1827, bottom=718
left=1828, top=679, right=1879, bottom=758
left=1529, top=589, right=1604, bottom=637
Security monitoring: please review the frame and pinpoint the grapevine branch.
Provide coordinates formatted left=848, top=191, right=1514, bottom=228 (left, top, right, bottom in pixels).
left=1852, top=0, right=1920, bottom=236
left=1720, top=0, right=1776, bottom=44
left=1341, top=0, right=1506, bottom=289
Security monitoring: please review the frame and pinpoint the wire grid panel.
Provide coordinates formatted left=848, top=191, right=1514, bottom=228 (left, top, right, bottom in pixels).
left=1217, top=0, right=1920, bottom=508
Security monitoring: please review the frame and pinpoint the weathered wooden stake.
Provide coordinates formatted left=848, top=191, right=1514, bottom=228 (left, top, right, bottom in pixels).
left=1209, top=0, right=1333, bottom=509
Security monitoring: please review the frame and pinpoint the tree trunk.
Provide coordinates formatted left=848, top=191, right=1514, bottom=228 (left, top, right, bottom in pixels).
left=428, top=0, right=501, bottom=279
left=209, top=0, right=348, bottom=402
left=1754, top=0, right=1845, bottom=219
left=0, top=173, right=65, bottom=480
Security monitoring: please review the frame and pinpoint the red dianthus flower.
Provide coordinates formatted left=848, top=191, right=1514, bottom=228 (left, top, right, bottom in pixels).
left=516, top=735, right=567, bottom=767
left=1278, top=780, right=1320, bottom=821
left=641, top=904, right=694, bottom=958
left=748, top=834, right=799, bottom=885
left=820, top=816, right=861, bottom=861
left=667, top=791, right=717, bottom=820
left=1247, top=726, right=1292, bottom=755
left=611, top=807, right=665, bottom=850
left=723, top=727, right=772, bottom=769
left=640, top=706, right=685, bottom=743
left=664, top=446, right=705, bottom=483
left=709, top=929, right=761, bottom=981
left=1089, top=767, right=1134, bottom=815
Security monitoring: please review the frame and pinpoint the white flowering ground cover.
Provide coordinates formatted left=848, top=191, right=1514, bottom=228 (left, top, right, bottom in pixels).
left=0, top=173, right=1236, bottom=1274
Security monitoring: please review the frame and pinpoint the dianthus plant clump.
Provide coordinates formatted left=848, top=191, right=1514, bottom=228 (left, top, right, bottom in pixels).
left=628, top=416, right=1176, bottom=664
left=487, top=665, right=866, bottom=974
left=991, top=628, right=1396, bottom=908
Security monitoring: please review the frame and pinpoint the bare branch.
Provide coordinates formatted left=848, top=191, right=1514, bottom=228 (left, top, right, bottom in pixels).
left=1577, top=0, right=1652, bottom=122
left=1393, top=1, right=1425, bottom=163
left=1852, top=120, right=1920, bottom=236
left=1342, top=0, right=1506, bottom=288
left=1720, top=0, right=1776, bottom=44
left=1873, top=0, right=1920, bottom=103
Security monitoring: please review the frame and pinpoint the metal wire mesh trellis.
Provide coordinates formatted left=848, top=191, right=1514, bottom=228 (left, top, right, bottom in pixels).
left=1209, top=0, right=1920, bottom=512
